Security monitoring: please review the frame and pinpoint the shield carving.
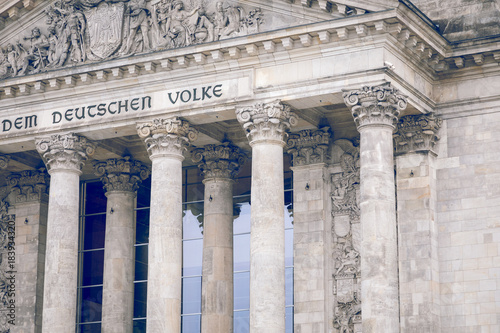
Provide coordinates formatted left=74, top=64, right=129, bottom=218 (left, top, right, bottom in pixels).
left=85, top=2, right=125, bottom=59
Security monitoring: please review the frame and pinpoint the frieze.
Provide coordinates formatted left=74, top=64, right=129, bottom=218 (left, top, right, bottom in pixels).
left=0, top=0, right=264, bottom=80
left=393, top=113, right=442, bottom=155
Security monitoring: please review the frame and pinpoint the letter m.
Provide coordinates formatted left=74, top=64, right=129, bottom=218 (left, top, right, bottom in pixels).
left=25, top=115, right=37, bottom=128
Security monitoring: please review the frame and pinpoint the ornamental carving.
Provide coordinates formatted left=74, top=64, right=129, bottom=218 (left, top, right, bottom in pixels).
left=191, top=141, right=246, bottom=180
left=393, top=113, right=442, bottom=155
left=0, top=156, right=9, bottom=170
left=7, top=169, right=50, bottom=203
left=0, top=0, right=264, bottom=80
left=137, top=117, right=198, bottom=158
left=343, top=83, right=408, bottom=129
left=286, top=127, right=331, bottom=166
left=331, top=139, right=362, bottom=333
left=35, top=133, right=96, bottom=173
left=94, top=156, right=150, bottom=193
left=236, top=100, right=298, bottom=145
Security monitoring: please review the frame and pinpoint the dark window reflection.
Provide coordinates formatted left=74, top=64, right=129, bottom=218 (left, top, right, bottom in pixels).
left=79, top=286, right=102, bottom=322
left=81, top=250, right=104, bottom=286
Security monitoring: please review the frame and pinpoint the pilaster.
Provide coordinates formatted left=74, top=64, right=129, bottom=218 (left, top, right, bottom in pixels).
left=94, top=157, right=150, bottom=333
left=394, top=114, right=442, bottom=333
left=35, top=133, right=95, bottom=333
left=286, top=127, right=331, bottom=333
left=137, top=117, right=197, bottom=333
left=343, top=83, right=407, bottom=333
left=192, top=142, right=245, bottom=333
left=236, top=100, right=297, bottom=333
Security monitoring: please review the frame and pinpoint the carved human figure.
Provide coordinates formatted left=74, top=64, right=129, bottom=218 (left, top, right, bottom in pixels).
left=6, top=43, right=22, bottom=76
left=213, top=1, right=243, bottom=40
left=63, top=5, right=87, bottom=63
left=335, top=243, right=360, bottom=275
left=164, top=0, right=213, bottom=47
left=122, top=0, right=151, bottom=54
left=19, top=27, right=50, bottom=75
left=0, top=50, right=8, bottom=79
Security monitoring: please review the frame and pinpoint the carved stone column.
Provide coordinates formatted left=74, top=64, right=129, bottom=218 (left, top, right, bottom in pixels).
left=191, top=142, right=245, bottom=333
left=236, top=100, right=297, bottom=333
left=343, top=83, right=407, bottom=332
left=286, top=128, right=331, bottom=333
left=94, top=157, right=150, bottom=333
left=137, top=117, right=197, bottom=333
left=35, top=134, right=95, bottom=333
left=393, top=114, right=442, bottom=332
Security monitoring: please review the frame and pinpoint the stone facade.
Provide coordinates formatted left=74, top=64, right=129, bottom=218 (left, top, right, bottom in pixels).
left=0, top=0, right=499, bottom=332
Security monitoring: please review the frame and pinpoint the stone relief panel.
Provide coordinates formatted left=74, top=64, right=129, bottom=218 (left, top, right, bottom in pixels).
left=0, top=0, right=266, bottom=80
left=330, top=138, right=362, bottom=333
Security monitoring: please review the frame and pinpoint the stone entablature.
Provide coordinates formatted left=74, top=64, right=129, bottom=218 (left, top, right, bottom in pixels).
left=393, top=113, right=442, bottom=155
left=0, top=5, right=449, bottom=100
left=343, top=83, right=407, bottom=129
left=286, top=127, right=331, bottom=166
left=191, top=142, right=246, bottom=180
left=7, top=169, right=50, bottom=203
left=93, top=156, right=150, bottom=193
left=137, top=117, right=198, bottom=159
left=35, top=133, right=96, bottom=173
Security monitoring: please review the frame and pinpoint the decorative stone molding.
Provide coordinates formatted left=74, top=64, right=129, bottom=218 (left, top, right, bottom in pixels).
left=343, top=82, right=408, bottom=129
left=35, top=133, right=96, bottom=173
left=286, top=127, right=331, bottom=166
left=7, top=169, right=50, bottom=203
left=0, top=155, right=10, bottom=169
left=236, top=100, right=298, bottom=146
left=393, top=113, right=442, bottom=155
left=93, top=156, right=150, bottom=193
left=137, top=117, right=198, bottom=159
left=191, top=142, right=246, bottom=180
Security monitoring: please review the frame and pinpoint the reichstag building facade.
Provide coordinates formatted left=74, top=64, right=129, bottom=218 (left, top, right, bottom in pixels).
left=0, top=0, right=499, bottom=332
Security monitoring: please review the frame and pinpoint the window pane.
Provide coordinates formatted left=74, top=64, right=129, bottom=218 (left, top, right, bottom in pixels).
left=78, top=323, right=101, bottom=332
left=182, top=277, right=201, bottom=314
left=137, top=177, right=151, bottom=208
left=234, top=272, right=250, bottom=310
left=136, top=209, right=149, bottom=244
left=183, top=203, right=203, bottom=239
left=81, top=250, right=104, bottom=286
left=183, top=239, right=202, bottom=277
left=79, top=286, right=102, bottom=323
left=233, top=198, right=251, bottom=235
left=286, top=307, right=294, bottom=333
left=234, top=310, right=249, bottom=333
left=133, top=319, right=146, bottom=333
left=186, top=183, right=204, bottom=202
left=134, top=282, right=147, bottom=319
left=234, top=234, right=250, bottom=272
left=135, top=245, right=148, bottom=281
left=286, top=267, right=294, bottom=306
left=84, top=181, right=107, bottom=214
left=181, top=314, right=201, bottom=333
left=82, top=214, right=106, bottom=250
left=285, top=228, right=294, bottom=267
left=234, top=177, right=251, bottom=196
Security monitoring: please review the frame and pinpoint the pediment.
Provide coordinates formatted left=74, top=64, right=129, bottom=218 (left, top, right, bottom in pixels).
left=0, top=0, right=380, bottom=80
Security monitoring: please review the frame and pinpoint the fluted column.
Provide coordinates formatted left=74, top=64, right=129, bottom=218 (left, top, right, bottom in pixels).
left=137, top=117, right=198, bottom=332
left=94, top=157, right=150, bottom=333
left=191, top=143, right=246, bottom=333
left=35, top=134, right=96, bottom=333
left=343, top=83, right=407, bottom=332
left=236, top=100, right=297, bottom=333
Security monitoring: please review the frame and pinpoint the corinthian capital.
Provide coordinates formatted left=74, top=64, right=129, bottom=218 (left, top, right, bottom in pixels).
left=343, top=83, right=407, bottom=130
left=286, top=127, right=331, bottom=166
left=0, top=155, right=10, bottom=169
left=7, top=169, right=50, bottom=203
left=35, top=133, right=96, bottom=174
left=236, top=100, right=298, bottom=146
left=137, top=117, right=198, bottom=160
left=191, top=142, right=246, bottom=180
left=94, top=156, right=150, bottom=193
left=393, top=113, right=442, bottom=155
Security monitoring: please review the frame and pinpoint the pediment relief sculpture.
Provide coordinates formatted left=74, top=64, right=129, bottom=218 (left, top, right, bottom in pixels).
left=0, top=0, right=267, bottom=80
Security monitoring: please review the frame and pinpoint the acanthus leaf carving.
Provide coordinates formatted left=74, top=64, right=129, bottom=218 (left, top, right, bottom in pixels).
left=7, top=169, right=50, bottom=203
left=191, top=141, right=246, bottom=180
left=93, top=156, right=150, bottom=193
left=286, top=127, right=331, bottom=166
left=0, top=0, right=265, bottom=80
left=393, top=113, right=442, bottom=155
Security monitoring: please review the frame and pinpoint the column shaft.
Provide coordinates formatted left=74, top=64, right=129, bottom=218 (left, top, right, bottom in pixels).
left=359, top=125, right=399, bottom=331
left=42, top=169, right=80, bottom=332
left=201, top=179, right=234, bottom=333
left=250, top=143, right=285, bottom=332
left=102, top=191, right=136, bottom=333
left=147, top=157, right=183, bottom=332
